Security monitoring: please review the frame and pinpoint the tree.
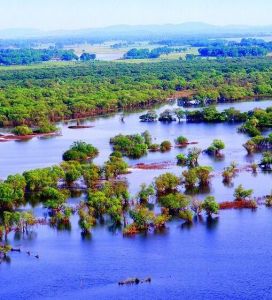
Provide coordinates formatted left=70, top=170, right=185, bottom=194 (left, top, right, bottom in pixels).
left=175, top=109, right=186, bottom=122
left=155, top=173, right=180, bottom=194
left=87, top=191, right=108, bottom=217
left=129, top=207, right=154, bottom=231
left=61, top=161, right=82, bottom=186
left=82, top=164, right=100, bottom=188
left=80, top=53, right=96, bottom=61
left=0, top=183, right=16, bottom=211
left=260, top=152, right=272, bottom=170
left=141, top=130, right=152, bottom=147
left=23, top=166, right=64, bottom=191
left=195, top=166, right=213, bottom=185
left=12, top=125, right=33, bottom=136
left=137, top=184, right=155, bottom=204
left=206, top=139, right=225, bottom=156
left=5, top=174, right=26, bottom=201
left=191, top=199, right=203, bottom=215
left=175, top=136, right=188, bottom=146
left=78, top=203, right=96, bottom=234
left=179, top=210, right=193, bottom=223
left=182, top=169, right=198, bottom=188
left=159, top=193, right=189, bottom=215
left=202, top=196, right=219, bottom=217
left=160, top=140, right=172, bottom=152
left=176, top=154, right=187, bottom=165
left=36, top=120, right=58, bottom=134
left=234, top=184, right=253, bottom=201
left=41, top=187, right=68, bottom=209
left=104, top=155, right=128, bottom=179
left=110, top=133, right=148, bottom=158
left=187, top=147, right=201, bottom=167
left=63, top=141, right=99, bottom=162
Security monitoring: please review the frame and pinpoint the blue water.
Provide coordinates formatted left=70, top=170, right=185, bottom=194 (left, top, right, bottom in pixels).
left=2, top=208, right=272, bottom=299
left=0, top=99, right=271, bottom=299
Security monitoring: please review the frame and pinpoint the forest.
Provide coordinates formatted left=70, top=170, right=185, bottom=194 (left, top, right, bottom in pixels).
left=198, top=38, right=272, bottom=57
left=124, top=47, right=185, bottom=59
left=0, top=49, right=96, bottom=65
left=1, top=57, right=272, bottom=126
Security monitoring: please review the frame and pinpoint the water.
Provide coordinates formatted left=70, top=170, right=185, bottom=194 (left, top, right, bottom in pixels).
left=0, top=99, right=271, bottom=299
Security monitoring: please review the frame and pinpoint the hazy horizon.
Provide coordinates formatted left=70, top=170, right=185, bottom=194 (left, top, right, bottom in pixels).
left=1, top=0, right=272, bottom=31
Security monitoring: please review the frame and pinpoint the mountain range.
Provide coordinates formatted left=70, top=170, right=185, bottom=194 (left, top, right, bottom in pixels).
left=1, top=22, right=272, bottom=39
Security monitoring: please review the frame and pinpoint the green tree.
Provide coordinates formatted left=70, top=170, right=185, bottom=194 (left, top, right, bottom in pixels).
left=202, top=196, right=219, bottom=217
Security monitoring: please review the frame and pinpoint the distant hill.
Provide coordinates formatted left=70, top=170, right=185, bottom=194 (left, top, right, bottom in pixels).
left=1, top=23, right=272, bottom=40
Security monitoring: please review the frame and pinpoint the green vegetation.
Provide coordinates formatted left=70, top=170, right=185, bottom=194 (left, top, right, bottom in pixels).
left=110, top=132, right=149, bottom=158
left=0, top=48, right=78, bottom=65
left=243, top=134, right=272, bottom=153
left=12, top=125, right=33, bottom=136
left=124, top=47, right=185, bottom=59
left=175, top=136, right=188, bottom=146
left=260, top=152, right=272, bottom=170
left=222, top=162, right=238, bottom=184
left=182, top=166, right=213, bottom=188
left=1, top=58, right=272, bottom=127
left=155, top=173, right=180, bottom=194
left=160, top=140, right=172, bottom=152
left=201, top=196, right=219, bottom=217
left=62, top=141, right=99, bottom=162
left=206, top=139, right=225, bottom=156
left=234, top=184, right=253, bottom=201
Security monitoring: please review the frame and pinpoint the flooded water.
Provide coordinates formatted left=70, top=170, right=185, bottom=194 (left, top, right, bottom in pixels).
left=0, top=99, right=271, bottom=299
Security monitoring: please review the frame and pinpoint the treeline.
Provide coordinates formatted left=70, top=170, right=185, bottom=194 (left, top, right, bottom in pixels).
left=0, top=49, right=96, bottom=65
left=199, top=46, right=268, bottom=57
left=124, top=47, right=185, bottom=59
left=198, top=38, right=272, bottom=58
left=1, top=58, right=272, bottom=126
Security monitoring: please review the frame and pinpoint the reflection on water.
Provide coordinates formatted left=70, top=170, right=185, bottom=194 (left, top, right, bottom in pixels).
left=0, top=99, right=271, bottom=299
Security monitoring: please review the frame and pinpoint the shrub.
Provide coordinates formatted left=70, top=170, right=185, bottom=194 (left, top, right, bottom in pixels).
left=175, top=136, right=188, bottom=146
left=155, top=173, right=180, bottom=194
left=202, top=196, right=219, bottom=217
left=160, top=140, right=172, bottom=152
left=63, top=141, right=98, bottom=162
left=12, top=125, right=33, bottom=136
left=234, top=184, right=253, bottom=201
left=159, top=193, right=189, bottom=215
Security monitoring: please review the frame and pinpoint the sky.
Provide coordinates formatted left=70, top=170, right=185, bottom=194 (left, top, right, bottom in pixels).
left=0, top=0, right=272, bottom=31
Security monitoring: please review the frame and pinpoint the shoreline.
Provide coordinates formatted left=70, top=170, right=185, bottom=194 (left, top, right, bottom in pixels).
left=0, top=94, right=271, bottom=130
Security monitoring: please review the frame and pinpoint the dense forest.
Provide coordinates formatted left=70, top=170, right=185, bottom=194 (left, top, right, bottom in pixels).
left=1, top=57, right=272, bottom=126
left=198, top=38, right=272, bottom=58
left=0, top=49, right=96, bottom=65
left=124, top=47, right=185, bottom=59
left=198, top=46, right=268, bottom=57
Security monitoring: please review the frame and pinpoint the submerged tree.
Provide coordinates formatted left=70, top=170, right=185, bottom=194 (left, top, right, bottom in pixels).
left=234, top=184, right=253, bottom=201
left=201, top=196, right=219, bottom=217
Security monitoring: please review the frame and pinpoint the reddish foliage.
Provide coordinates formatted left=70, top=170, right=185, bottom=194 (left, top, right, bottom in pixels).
left=0, top=132, right=59, bottom=142
left=220, top=200, right=257, bottom=210
left=134, top=162, right=172, bottom=170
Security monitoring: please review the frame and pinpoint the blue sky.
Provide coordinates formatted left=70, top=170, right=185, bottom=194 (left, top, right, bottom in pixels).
left=1, top=0, right=272, bottom=30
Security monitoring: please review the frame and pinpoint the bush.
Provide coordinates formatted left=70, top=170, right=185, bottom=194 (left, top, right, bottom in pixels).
left=159, top=193, right=189, bottom=214
left=12, top=125, right=33, bottom=136
left=36, top=121, right=58, bottom=133
left=63, top=141, right=99, bottom=162
left=110, top=133, right=148, bottom=158
left=234, top=184, right=253, bottom=201
left=155, top=173, right=180, bottom=194
left=176, top=154, right=187, bottom=165
left=202, top=196, right=219, bottom=216
left=160, top=140, right=172, bottom=152
left=175, top=136, right=188, bottom=145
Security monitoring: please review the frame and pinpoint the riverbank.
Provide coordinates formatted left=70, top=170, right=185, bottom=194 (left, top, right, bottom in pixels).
left=0, top=132, right=60, bottom=142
